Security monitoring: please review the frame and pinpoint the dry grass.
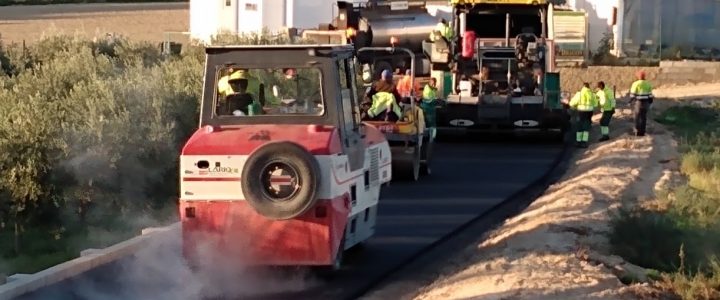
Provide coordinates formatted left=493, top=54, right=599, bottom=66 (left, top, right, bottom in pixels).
left=0, top=3, right=189, bottom=44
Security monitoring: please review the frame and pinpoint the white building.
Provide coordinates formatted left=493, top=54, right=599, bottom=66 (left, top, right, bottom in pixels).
left=190, top=0, right=343, bottom=43
left=564, top=0, right=623, bottom=56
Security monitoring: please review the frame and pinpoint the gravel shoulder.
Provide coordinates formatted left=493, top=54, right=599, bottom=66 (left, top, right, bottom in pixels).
left=363, top=84, right=720, bottom=300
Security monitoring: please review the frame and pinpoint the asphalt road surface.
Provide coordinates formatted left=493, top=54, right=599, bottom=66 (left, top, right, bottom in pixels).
left=17, top=138, right=563, bottom=300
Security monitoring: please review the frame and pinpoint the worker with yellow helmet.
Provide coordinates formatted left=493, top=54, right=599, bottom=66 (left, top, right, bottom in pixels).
left=217, top=68, right=264, bottom=116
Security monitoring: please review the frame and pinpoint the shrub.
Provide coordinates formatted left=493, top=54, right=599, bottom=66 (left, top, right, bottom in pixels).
left=611, top=105, right=720, bottom=298
left=0, top=34, right=201, bottom=274
left=0, top=31, right=315, bottom=275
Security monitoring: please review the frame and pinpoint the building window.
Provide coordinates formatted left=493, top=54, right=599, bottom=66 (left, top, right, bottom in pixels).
left=225, top=0, right=231, bottom=6
left=245, top=3, right=257, bottom=11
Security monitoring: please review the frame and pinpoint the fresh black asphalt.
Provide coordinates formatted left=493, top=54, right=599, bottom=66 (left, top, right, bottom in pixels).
left=16, top=139, right=563, bottom=300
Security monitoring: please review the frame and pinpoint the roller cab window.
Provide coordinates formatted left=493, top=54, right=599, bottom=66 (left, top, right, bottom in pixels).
left=214, top=66, right=324, bottom=117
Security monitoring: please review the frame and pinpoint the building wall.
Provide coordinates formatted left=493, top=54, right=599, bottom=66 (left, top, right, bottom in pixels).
left=558, top=60, right=720, bottom=92
left=566, top=0, right=619, bottom=55
left=290, top=0, right=336, bottom=29
left=189, top=0, right=222, bottom=42
left=190, top=0, right=340, bottom=41
left=621, top=0, right=720, bottom=59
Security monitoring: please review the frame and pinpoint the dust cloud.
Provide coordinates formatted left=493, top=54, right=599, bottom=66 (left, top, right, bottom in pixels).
left=45, top=226, right=320, bottom=300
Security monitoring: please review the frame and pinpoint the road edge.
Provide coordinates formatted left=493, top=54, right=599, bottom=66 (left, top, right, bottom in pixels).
left=0, top=222, right=180, bottom=300
left=352, top=141, right=574, bottom=300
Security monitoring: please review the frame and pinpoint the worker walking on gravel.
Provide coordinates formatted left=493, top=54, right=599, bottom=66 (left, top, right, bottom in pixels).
left=568, top=82, right=598, bottom=148
left=629, top=70, right=654, bottom=136
left=596, top=81, right=616, bottom=141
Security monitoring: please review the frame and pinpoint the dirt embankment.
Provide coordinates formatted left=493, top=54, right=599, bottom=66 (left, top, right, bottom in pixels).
left=0, top=3, right=188, bottom=44
left=364, top=84, right=718, bottom=300
left=559, top=66, right=660, bottom=93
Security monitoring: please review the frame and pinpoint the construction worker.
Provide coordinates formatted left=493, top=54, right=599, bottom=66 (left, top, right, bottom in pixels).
left=218, top=68, right=246, bottom=97
left=397, top=69, right=421, bottom=103
left=596, top=81, right=616, bottom=141
left=365, top=70, right=402, bottom=121
left=421, top=77, right=441, bottom=130
left=397, top=69, right=413, bottom=102
left=429, top=18, right=454, bottom=42
left=225, top=77, right=256, bottom=116
left=568, top=82, right=598, bottom=148
left=629, top=70, right=654, bottom=136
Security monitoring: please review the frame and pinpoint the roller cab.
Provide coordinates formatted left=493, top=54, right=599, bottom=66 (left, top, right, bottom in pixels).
left=179, top=45, right=391, bottom=271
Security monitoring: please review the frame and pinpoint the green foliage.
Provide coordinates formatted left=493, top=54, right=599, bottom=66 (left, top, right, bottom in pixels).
left=0, top=31, right=317, bottom=275
left=0, top=34, right=202, bottom=275
left=610, top=105, right=720, bottom=298
left=592, top=31, right=620, bottom=66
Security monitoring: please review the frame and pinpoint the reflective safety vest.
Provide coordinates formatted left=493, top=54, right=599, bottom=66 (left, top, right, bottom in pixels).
left=429, top=22, right=454, bottom=41
left=630, top=80, right=653, bottom=100
left=397, top=76, right=413, bottom=97
left=368, top=92, right=402, bottom=119
left=422, top=84, right=437, bottom=100
left=569, top=87, right=597, bottom=111
left=596, top=87, right=616, bottom=111
left=218, top=70, right=246, bottom=97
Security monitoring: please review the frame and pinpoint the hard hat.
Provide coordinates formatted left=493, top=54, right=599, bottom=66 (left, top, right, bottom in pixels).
left=229, top=69, right=247, bottom=80
left=636, top=70, right=646, bottom=79
left=381, top=69, right=392, bottom=80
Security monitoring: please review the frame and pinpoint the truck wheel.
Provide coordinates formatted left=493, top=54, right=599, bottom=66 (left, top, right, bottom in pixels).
left=241, top=141, right=320, bottom=220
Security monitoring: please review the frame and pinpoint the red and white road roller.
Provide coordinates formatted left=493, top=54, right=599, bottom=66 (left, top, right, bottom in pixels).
left=178, top=44, right=392, bottom=270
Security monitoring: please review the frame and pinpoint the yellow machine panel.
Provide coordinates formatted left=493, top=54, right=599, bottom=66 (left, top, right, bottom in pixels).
left=450, top=0, right=547, bottom=5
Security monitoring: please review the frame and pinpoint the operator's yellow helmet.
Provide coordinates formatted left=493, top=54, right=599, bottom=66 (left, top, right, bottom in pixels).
left=229, top=69, right=248, bottom=80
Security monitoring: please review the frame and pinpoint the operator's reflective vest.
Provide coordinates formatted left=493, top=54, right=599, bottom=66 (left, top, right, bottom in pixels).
left=368, top=92, right=402, bottom=119
left=429, top=22, right=454, bottom=41
left=422, top=84, right=437, bottom=100
left=218, top=70, right=245, bottom=97
left=630, top=80, right=653, bottom=101
left=596, top=87, right=616, bottom=112
left=569, top=87, right=598, bottom=112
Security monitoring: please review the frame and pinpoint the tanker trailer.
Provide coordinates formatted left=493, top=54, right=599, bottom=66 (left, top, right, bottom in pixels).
left=304, top=1, right=449, bottom=79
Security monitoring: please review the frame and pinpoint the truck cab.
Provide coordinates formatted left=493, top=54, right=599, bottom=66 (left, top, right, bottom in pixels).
left=179, top=44, right=392, bottom=271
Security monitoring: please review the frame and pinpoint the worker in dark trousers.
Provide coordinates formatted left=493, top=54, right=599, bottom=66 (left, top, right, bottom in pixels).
left=629, top=70, right=654, bottom=136
left=596, top=81, right=616, bottom=141
left=568, top=82, right=598, bottom=148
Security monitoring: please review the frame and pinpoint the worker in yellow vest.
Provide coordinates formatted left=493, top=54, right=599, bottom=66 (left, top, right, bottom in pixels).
left=629, top=70, right=654, bottom=136
left=595, top=81, right=616, bottom=141
left=218, top=68, right=264, bottom=99
left=429, top=18, right=454, bottom=43
left=218, top=68, right=246, bottom=97
left=568, top=82, right=598, bottom=148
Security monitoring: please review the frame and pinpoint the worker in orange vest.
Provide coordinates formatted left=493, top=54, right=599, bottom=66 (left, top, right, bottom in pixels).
left=396, top=69, right=420, bottom=103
